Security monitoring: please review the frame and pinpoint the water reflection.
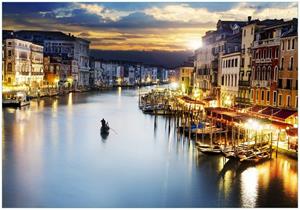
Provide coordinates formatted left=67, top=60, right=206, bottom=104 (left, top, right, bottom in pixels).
left=2, top=87, right=298, bottom=208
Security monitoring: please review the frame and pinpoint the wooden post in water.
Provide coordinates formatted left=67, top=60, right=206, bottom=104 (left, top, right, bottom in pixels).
left=269, top=132, right=273, bottom=159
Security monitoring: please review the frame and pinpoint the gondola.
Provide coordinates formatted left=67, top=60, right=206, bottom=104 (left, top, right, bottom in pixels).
left=101, top=125, right=110, bottom=135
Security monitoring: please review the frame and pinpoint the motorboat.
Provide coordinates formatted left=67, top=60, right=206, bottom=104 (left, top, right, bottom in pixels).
left=3, top=91, right=30, bottom=108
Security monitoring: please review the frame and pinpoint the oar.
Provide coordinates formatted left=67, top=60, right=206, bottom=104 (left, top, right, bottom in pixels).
left=110, top=127, right=118, bottom=135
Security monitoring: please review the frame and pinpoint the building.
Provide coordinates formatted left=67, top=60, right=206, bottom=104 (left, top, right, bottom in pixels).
left=43, top=56, right=74, bottom=90
left=179, top=62, right=194, bottom=94
left=277, top=20, right=298, bottom=109
left=89, top=59, right=104, bottom=87
left=194, top=20, right=246, bottom=104
left=3, top=38, right=44, bottom=89
left=250, top=20, right=295, bottom=107
left=5, top=30, right=90, bottom=89
left=220, top=51, right=241, bottom=107
left=238, top=17, right=285, bottom=107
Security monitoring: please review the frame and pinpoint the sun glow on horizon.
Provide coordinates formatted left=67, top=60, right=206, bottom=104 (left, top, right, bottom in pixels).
left=187, top=39, right=202, bottom=50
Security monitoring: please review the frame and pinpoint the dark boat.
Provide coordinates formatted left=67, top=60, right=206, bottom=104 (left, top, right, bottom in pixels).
left=101, top=125, right=110, bottom=135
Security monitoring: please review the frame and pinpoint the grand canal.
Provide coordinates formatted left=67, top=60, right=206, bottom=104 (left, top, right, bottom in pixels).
left=2, top=86, right=298, bottom=207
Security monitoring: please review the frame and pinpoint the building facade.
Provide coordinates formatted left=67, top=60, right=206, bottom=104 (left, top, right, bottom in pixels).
left=220, top=52, right=241, bottom=107
left=3, top=38, right=44, bottom=88
left=277, top=24, right=298, bottom=109
left=250, top=20, right=295, bottom=107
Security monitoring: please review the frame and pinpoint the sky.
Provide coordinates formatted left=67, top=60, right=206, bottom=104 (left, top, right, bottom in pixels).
left=2, top=1, right=298, bottom=65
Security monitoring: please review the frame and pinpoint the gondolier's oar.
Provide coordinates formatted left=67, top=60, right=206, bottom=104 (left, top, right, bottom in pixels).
left=110, top=127, right=118, bottom=135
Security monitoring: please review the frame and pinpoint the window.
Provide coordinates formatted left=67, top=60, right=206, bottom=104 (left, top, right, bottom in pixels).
left=7, top=63, right=12, bottom=72
left=269, top=49, right=272, bottom=58
left=296, top=80, right=298, bottom=90
left=279, top=94, right=282, bottom=106
left=288, top=40, right=291, bottom=50
left=286, top=79, right=292, bottom=89
left=273, top=91, right=277, bottom=105
left=278, top=79, right=283, bottom=88
left=267, top=90, right=270, bottom=102
left=264, top=49, right=267, bottom=58
left=282, top=40, right=285, bottom=50
left=8, top=50, right=12, bottom=57
left=296, top=96, right=298, bottom=108
left=281, top=58, right=284, bottom=70
left=235, top=58, right=238, bottom=67
left=256, top=90, right=259, bottom=100
left=275, top=48, right=279, bottom=58
left=241, top=58, right=244, bottom=67
left=231, top=59, right=234, bottom=67
left=250, top=89, right=253, bottom=99
left=274, top=66, right=278, bottom=81
left=289, top=57, right=294, bottom=70
left=292, top=39, right=295, bottom=49
left=287, top=95, right=291, bottom=107
left=261, top=90, right=265, bottom=101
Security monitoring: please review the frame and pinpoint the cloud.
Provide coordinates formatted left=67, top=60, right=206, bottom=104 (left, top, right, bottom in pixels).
left=75, top=3, right=133, bottom=22
left=144, top=2, right=297, bottom=23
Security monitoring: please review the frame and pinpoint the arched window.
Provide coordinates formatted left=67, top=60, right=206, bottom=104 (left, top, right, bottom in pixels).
left=274, top=66, right=278, bottom=81
left=256, top=67, right=260, bottom=80
left=252, top=67, right=256, bottom=80
left=7, top=63, right=12, bottom=72
left=267, top=66, right=272, bottom=80
left=262, top=66, right=266, bottom=81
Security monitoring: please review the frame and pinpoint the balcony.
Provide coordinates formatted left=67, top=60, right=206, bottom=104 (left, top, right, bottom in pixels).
left=239, top=80, right=250, bottom=86
left=253, top=38, right=280, bottom=48
left=251, top=80, right=269, bottom=88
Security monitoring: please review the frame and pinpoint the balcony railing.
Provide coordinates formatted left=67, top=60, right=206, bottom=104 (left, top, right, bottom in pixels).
left=251, top=80, right=269, bottom=87
left=238, top=80, right=250, bottom=86
left=253, top=38, right=280, bottom=48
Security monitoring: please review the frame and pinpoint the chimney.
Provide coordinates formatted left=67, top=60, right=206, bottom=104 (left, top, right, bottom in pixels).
left=248, top=16, right=252, bottom=23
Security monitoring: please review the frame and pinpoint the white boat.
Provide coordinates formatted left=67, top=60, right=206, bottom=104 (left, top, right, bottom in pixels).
left=199, top=145, right=222, bottom=154
left=3, top=92, right=30, bottom=108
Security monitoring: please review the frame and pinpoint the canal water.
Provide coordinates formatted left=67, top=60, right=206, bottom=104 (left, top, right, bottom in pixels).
left=2, top=87, right=298, bottom=207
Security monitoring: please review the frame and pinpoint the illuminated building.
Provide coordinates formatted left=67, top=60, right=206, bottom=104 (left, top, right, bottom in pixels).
left=220, top=51, right=241, bottom=107
left=3, top=38, right=44, bottom=88
left=277, top=20, right=298, bottom=109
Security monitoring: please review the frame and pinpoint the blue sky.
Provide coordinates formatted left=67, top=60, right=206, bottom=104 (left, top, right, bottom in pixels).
left=3, top=2, right=298, bottom=51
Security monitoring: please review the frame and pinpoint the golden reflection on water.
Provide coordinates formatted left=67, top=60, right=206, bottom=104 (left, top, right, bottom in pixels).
left=52, top=99, right=58, bottom=117
left=241, top=167, right=258, bottom=208
left=217, top=154, right=298, bottom=207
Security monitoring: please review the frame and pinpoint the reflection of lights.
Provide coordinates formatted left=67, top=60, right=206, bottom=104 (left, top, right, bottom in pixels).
left=241, top=168, right=258, bottom=208
left=68, top=93, right=73, bottom=107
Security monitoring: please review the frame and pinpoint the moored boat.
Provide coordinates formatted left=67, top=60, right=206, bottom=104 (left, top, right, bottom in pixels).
left=199, top=145, right=222, bottom=154
left=2, top=91, right=30, bottom=108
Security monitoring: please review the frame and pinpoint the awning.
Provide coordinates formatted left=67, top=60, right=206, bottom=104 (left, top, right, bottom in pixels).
left=260, top=107, right=281, bottom=116
left=272, top=109, right=297, bottom=120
